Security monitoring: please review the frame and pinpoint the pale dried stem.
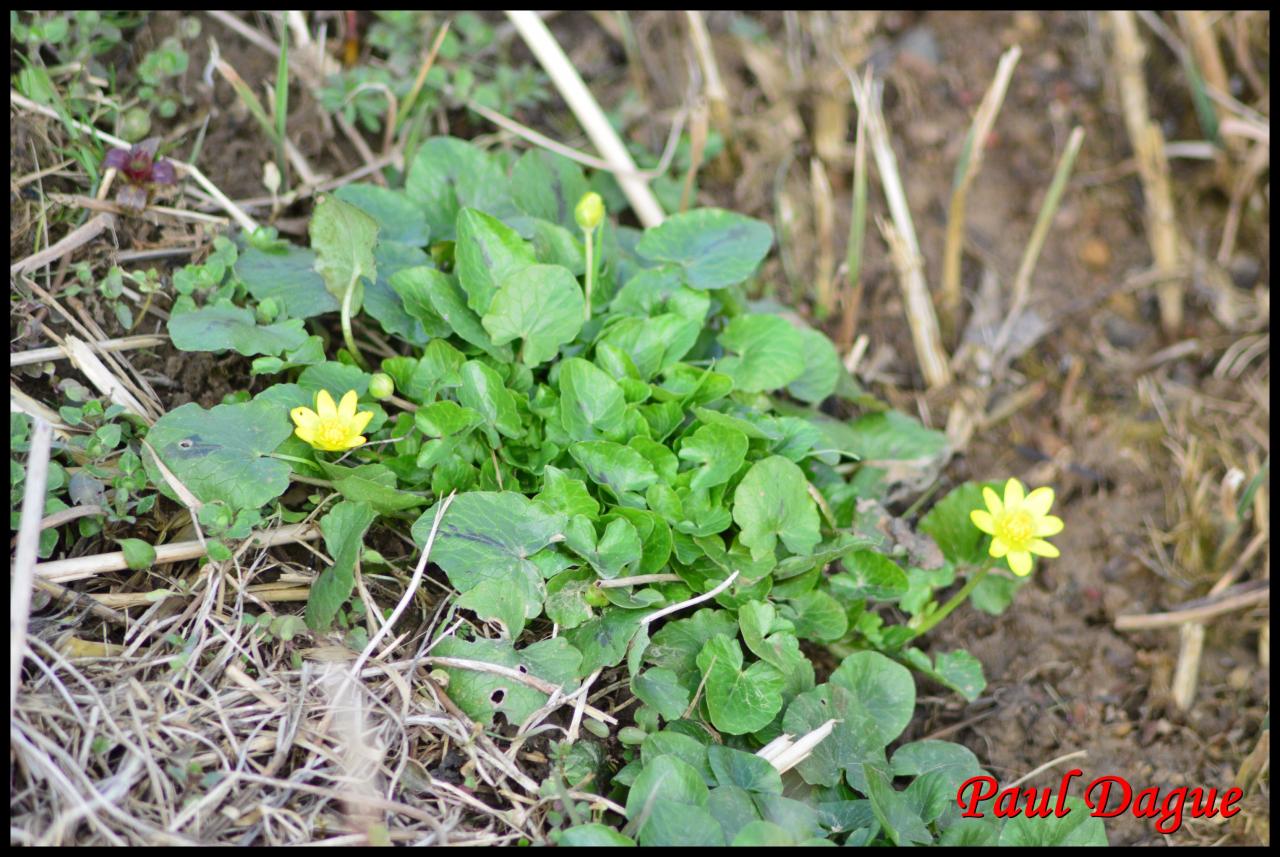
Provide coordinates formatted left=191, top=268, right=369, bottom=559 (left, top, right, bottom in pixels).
left=1110, top=11, right=1184, bottom=335
left=684, top=11, right=731, bottom=143
left=880, top=217, right=954, bottom=388
left=10, top=211, right=113, bottom=277
left=565, top=667, right=603, bottom=744
left=641, top=570, right=740, bottom=626
left=11, top=418, right=53, bottom=719
left=10, top=335, right=167, bottom=368
left=1176, top=11, right=1233, bottom=138
left=1171, top=621, right=1206, bottom=710
left=506, top=10, right=665, bottom=228
left=463, top=91, right=686, bottom=180
left=1114, top=580, right=1269, bottom=630
left=850, top=74, right=952, bottom=388
left=838, top=79, right=870, bottom=351
left=1216, top=139, right=1269, bottom=265
left=10, top=385, right=73, bottom=434
left=54, top=193, right=233, bottom=226
left=678, top=99, right=707, bottom=211
left=941, top=45, right=1021, bottom=327
left=424, top=657, right=617, bottom=726
left=1003, top=749, right=1089, bottom=790
left=19, top=277, right=163, bottom=421
left=30, top=523, right=320, bottom=583
left=810, top=156, right=837, bottom=318
left=206, top=10, right=280, bottom=57
left=990, top=125, right=1086, bottom=363
left=762, top=718, right=838, bottom=774
left=62, top=335, right=157, bottom=422
left=596, top=573, right=682, bottom=589
left=351, top=493, right=454, bottom=679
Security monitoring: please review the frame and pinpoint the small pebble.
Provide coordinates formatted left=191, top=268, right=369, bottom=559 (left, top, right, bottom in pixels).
left=1080, top=237, right=1112, bottom=271
left=1229, top=255, right=1260, bottom=290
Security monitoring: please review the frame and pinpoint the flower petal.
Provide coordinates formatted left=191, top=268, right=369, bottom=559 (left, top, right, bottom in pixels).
left=290, top=406, right=317, bottom=429
left=1007, top=551, right=1033, bottom=576
left=988, top=538, right=1010, bottom=558
left=1035, top=515, right=1064, bottom=537
left=346, top=434, right=367, bottom=449
left=1029, top=539, right=1060, bottom=558
left=1003, top=477, right=1025, bottom=510
left=317, top=389, right=338, bottom=418
left=982, top=486, right=1003, bottom=516
left=970, top=509, right=996, bottom=535
left=294, top=423, right=317, bottom=445
left=339, top=389, right=359, bottom=420
left=1024, top=486, right=1055, bottom=517
left=351, top=408, right=374, bottom=435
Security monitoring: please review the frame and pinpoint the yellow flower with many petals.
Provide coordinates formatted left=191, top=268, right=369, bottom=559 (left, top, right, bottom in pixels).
left=969, top=478, right=1063, bottom=576
left=290, top=389, right=373, bottom=452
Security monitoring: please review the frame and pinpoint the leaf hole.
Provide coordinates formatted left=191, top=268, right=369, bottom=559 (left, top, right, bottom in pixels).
left=516, top=664, right=528, bottom=675
left=178, top=439, right=194, bottom=449
left=490, top=688, right=506, bottom=706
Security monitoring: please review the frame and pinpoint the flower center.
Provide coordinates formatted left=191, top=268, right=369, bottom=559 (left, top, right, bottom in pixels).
left=995, top=509, right=1034, bottom=550
left=316, top=420, right=349, bottom=448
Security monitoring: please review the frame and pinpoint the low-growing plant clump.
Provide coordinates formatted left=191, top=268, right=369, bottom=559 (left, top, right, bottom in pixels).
left=14, top=132, right=1102, bottom=846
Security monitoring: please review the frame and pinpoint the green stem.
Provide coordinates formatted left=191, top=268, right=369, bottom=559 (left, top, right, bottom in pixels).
left=582, top=224, right=595, bottom=321
left=271, top=452, right=318, bottom=467
left=289, top=473, right=334, bottom=488
left=911, top=561, right=994, bottom=638
left=340, top=272, right=367, bottom=368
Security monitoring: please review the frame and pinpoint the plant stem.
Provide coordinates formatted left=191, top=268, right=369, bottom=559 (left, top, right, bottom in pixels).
left=582, top=224, right=596, bottom=321
left=912, top=561, right=994, bottom=638
left=271, top=452, right=317, bottom=467
left=340, top=272, right=367, bottom=368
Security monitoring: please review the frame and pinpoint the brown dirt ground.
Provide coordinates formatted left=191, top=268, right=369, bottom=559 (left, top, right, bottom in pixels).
left=11, top=10, right=1269, bottom=847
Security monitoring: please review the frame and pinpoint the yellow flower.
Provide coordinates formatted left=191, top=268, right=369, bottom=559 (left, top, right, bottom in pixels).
left=969, top=477, right=1063, bottom=576
left=290, top=389, right=374, bottom=452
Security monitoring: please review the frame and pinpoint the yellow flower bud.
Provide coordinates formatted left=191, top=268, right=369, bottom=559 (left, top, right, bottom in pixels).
left=574, top=191, right=605, bottom=231
left=369, top=372, right=395, bottom=400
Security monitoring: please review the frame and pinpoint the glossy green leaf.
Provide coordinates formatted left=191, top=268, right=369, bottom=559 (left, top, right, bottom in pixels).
left=678, top=423, right=748, bottom=490
left=919, top=482, right=996, bottom=566
left=558, top=357, right=627, bottom=442
left=786, top=327, right=844, bottom=404
left=148, top=400, right=292, bottom=511
left=636, top=208, right=773, bottom=289
left=430, top=635, right=581, bottom=726
left=305, top=500, right=376, bottom=629
left=405, top=137, right=514, bottom=240
left=417, top=265, right=513, bottom=361
left=168, top=304, right=307, bottom=357
left=482, top=263, right=583, bottom=365
left=411, top=491, right=565, bottom=602
left=309, top=194, right=378, bottom=308
left=236, top=243, right=337, bottom=319
left=334, top=183, right=428, bottom=245
left=569, top=441, right=658, bottom=498
left=732, top=456, right=821, bottom=561
left=455, top=207, right=537, bottom=315
left=717, top=314, right=806, bottom=393
left=510, top=149, right=591, bottom=230
left=696, top=634, right=785, bottom=735
left=458, top=360, right=523, bottom=441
